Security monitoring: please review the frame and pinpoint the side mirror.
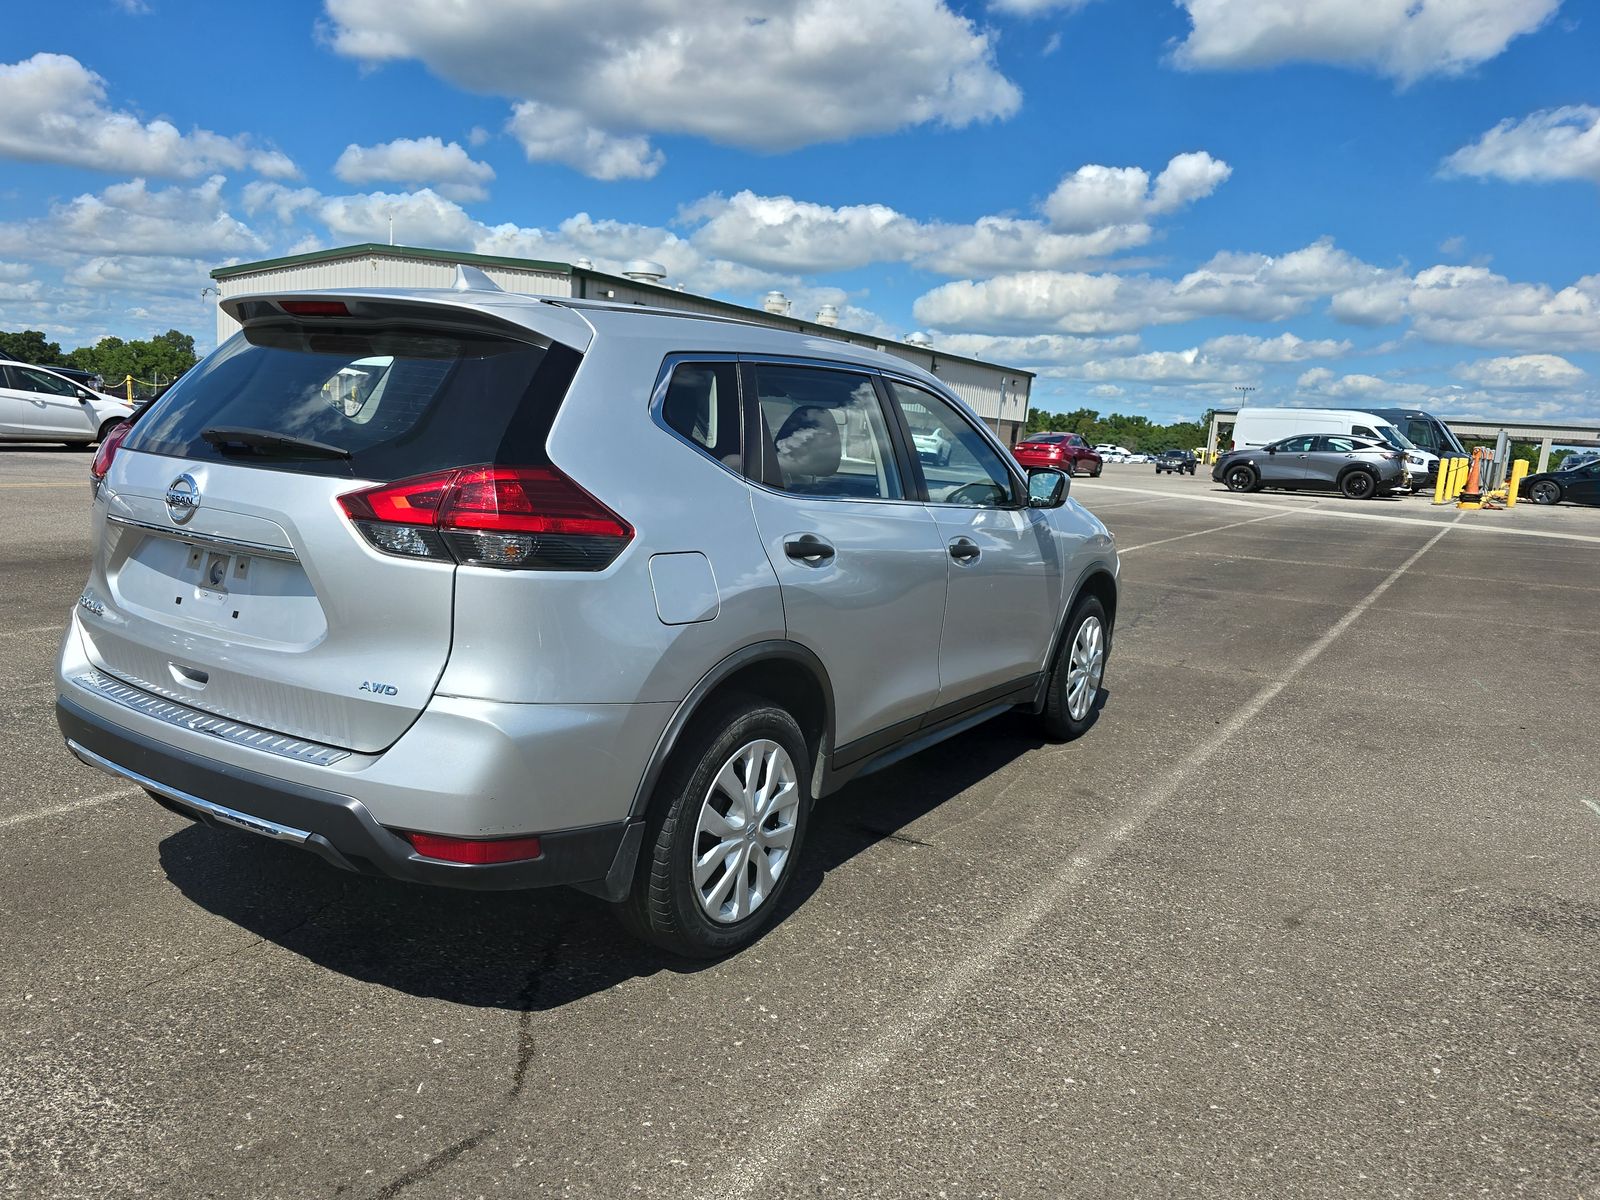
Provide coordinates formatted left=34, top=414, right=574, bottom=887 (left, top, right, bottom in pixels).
left=1027, top=468, right=1069, bottom=508
left=1266, top=445, right=1277, bottom=454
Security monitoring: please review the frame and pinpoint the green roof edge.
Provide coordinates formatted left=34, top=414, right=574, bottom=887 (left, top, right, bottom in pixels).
left=210, top=243, right=1035, bottom=380
left=211, top=243, right=573, bottom=279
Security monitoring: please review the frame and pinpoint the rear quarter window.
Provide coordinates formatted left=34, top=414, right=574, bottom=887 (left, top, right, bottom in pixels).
left=122, top=324, right=581, bottom=480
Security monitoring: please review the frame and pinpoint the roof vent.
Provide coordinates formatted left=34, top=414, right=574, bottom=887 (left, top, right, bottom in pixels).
left=905, top=331, right=932, bottom=348
left=573, top=256, right=594, bottom=270
left=815, top=304, right=839, bottom=327
left=622, top=259, right=666, bottom=284
left=763, top=290, right=790, bottom=316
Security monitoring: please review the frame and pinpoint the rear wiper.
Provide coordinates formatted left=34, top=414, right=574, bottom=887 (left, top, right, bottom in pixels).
left=201, top=426, right=351, bottom=460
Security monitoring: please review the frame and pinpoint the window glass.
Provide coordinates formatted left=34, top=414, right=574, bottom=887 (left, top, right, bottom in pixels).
left=661, top=361, right=742, bottom=471
left=1351, top=425, right=1378, bottom=440
left=1321, top=436, right=1356, bottom=452
left=122, top=326, right=579, bottom=480
left=1279, top=436, right=1317, bottom=452
left=15, top=366, right=80, bottom=397
left=1404, top=419, right=1439, bottom=451
left=888, top=380, right=1016, bottom=508
left=750, top=364, right=902, bottom=500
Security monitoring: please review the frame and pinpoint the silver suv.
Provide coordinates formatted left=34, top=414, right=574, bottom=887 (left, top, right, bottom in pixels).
left=56, top=270, right=1119, bottom=956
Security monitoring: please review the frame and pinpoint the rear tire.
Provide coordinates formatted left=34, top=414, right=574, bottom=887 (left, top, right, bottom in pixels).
left=1040, top=595, right=1108, bottom=742
left=1529, top=480, right=1562, bottom=505
left=1340, top=469, right=1378, bottom=500
left=1224, top=465, right=1257, bottom=493
left=616, top=694, right=811, bottom=959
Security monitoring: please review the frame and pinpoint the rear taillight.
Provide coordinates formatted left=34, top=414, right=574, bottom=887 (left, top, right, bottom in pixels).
left=90, top=420, right=133, bottom=482
left=403, top=831, right=543, bottom=865
left=339, top=465, right=633, bottom=571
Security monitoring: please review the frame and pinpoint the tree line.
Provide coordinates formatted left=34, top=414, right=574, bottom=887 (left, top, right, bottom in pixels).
left=1, top=328, right=199, bottom=395
left=1024, top=405, right=1211, bottom=453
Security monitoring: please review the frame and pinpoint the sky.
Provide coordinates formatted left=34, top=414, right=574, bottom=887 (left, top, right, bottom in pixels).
left=1, top=0, right=1597, bottom=425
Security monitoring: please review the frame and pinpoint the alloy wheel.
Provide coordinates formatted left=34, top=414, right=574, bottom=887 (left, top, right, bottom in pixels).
left=1530, top=481, right=1560, bottom=505
left=692, top=739, right=800, bottom=924
left=1066, top=615, right=1105, bottom=721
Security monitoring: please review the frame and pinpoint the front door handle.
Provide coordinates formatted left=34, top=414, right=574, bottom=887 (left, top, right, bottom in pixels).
left=949, top=537, right=981, bottom=563
left=784, top=534, right=835, bottom=565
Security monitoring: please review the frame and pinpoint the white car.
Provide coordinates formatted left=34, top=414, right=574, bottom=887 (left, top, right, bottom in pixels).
left=912, top=424, right=955, bottom=466
left=0, top=359, right=134, bottom=446
left=1124, top=453, right=1151, bottom=464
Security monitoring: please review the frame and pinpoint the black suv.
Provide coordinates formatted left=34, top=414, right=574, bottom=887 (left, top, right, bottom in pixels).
left=1155, top=449, right=1196, bottom=475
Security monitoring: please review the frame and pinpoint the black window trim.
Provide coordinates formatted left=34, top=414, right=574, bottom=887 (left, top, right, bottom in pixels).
left=647, top=352, right=747, bottom=482
left=734, top=354, right=921, bottom=507
left=878, top=370, right=1027, bottom=509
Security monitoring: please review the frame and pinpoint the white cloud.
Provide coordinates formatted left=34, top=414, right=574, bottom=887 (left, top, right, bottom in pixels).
left=1066, top=347, right=1253, bottom=385
left=315, top=188, right=483, bottom=248
left=1043, top=152, right=1230, bottom=230
left=0, top=53, right=298, bottom=179
left=921, top=332, right=1140, bottom=365
left=1201, top=332, right=1353, bottom=362
left=1454, top=353, right=1587, bottom=389
left=466, top=126, right=490, bottom=148
left=913, top=238, right=1392, bottom=334
left=62, top=255, right=211, bottom=293
left=506, top=103, right=664, bottom=181
left=1405, top=266, right=1600, bottom=350
left=1443, top=105, right=1600, bottom=187
left=333, top=136, right=496, bottom=202
left=240, top=181, right=322, bottom=225
left=1170, top=0, right=1561, bottom=85
left=0, top=176, right=266, bottom=260
left=323, top=0, right=1020, bottom=161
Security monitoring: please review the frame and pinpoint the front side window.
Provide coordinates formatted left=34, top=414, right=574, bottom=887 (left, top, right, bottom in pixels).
left=1404, top=419, right=1439, bottom=451
left=888, top=380, right=1016, bottom=508
left=14, top=366, right=80, bottom=397
left=660, top=360, right=742, bottom=472
left=749, top=364, right=903, bottom=500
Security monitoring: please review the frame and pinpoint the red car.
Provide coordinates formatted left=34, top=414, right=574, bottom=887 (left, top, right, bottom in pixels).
left=1012, top=433, right=1102, bottom=477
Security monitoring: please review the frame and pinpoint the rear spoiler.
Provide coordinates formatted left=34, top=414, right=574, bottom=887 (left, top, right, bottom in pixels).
left=220, top=265, right=596, bottom=352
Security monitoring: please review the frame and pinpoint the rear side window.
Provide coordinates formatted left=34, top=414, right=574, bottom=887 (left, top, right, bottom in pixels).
left=749, top=364, right=904, bottom=500
left=122, top=324, right=581, bottom=480
left=660, top=361, right=742, bottom=472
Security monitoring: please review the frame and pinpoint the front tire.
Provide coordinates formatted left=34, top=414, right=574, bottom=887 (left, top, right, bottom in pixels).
left=1528, top=480, right=1562, bottom=505
left=617, top=695, right=811, bottom=958
left=1224, top=465, right=1257, bottom=493
left=1090, top=462, right=1102, bottom=477
left=1040, top=596, right=1108, bottom=742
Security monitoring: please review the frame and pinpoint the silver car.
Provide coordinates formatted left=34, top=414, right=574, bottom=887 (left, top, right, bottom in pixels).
left=1213, top=434, right=1409, bottom=499
left=56, top=269, right=1119, bottom=957
left=0, top=358, right=134, bottom=446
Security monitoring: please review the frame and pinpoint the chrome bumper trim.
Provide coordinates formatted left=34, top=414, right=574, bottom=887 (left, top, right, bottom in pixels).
left=107, top=514, right=299, bottom=563
left=70, top=669, right=350, bottom=767
left=66, top=738, right=314, bottom=845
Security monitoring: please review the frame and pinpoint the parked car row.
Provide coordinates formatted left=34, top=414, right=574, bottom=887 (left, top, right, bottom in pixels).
left=0, top=359, right=135, bottom=448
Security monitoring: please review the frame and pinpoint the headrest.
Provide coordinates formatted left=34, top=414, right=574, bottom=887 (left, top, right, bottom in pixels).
left=774, top=405, right=841, bottom=481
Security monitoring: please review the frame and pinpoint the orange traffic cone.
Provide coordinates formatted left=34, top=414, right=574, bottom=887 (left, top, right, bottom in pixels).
left=1457, top=448, right=1484, bottom=509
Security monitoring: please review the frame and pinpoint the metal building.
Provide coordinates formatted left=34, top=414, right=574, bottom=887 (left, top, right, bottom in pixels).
left=209, top=244, right=1034, bottom=442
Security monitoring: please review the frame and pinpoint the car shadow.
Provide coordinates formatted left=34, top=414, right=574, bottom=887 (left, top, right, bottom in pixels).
left=156, top=702, right=1106, bottom=1011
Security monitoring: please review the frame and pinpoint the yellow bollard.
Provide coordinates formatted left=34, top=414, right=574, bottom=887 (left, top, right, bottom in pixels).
left=1506, top=458, right=1528, bottom=507
left=1433, top=461, right=1450, bottom=504
left=124, top=375, right=134, bottom=403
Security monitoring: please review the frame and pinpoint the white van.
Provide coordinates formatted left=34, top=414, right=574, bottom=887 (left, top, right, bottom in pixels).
left=1231, top=407, right=1438, bottom=484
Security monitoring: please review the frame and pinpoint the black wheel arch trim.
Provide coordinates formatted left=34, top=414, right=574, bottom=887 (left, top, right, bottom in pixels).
left=626, top=640, right=838, bottom=823
left=1030, top=562, right=1119, bottom=712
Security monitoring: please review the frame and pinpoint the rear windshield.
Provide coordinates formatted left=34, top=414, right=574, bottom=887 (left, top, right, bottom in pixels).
left=122, top=323, right=581, bottom=479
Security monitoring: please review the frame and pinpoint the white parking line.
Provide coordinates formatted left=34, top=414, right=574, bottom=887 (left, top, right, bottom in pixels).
left=1117, top=510, right=1294, bottom=553
left=1582, top=798, right=1600, bottom=820
left=1080, top=482, right=1600, bottom=544
left=0, top=622, right=65, bottom=639
left=703, top=516, right=1461, bottom=1200
left=0, top=787, right=139, bottom=831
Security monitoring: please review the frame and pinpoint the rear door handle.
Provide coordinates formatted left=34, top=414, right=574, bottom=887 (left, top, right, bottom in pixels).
left=783, top=534, right=835, bottom=565
left=949, top=537, right=981, bottom=563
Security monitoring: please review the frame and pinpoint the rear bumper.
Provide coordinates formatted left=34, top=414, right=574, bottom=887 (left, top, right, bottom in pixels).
left=58, top=693, right=635, bottom=891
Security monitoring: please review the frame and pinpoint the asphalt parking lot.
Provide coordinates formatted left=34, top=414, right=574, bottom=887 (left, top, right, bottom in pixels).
left=2, top=449, right=1596, bottom=1199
